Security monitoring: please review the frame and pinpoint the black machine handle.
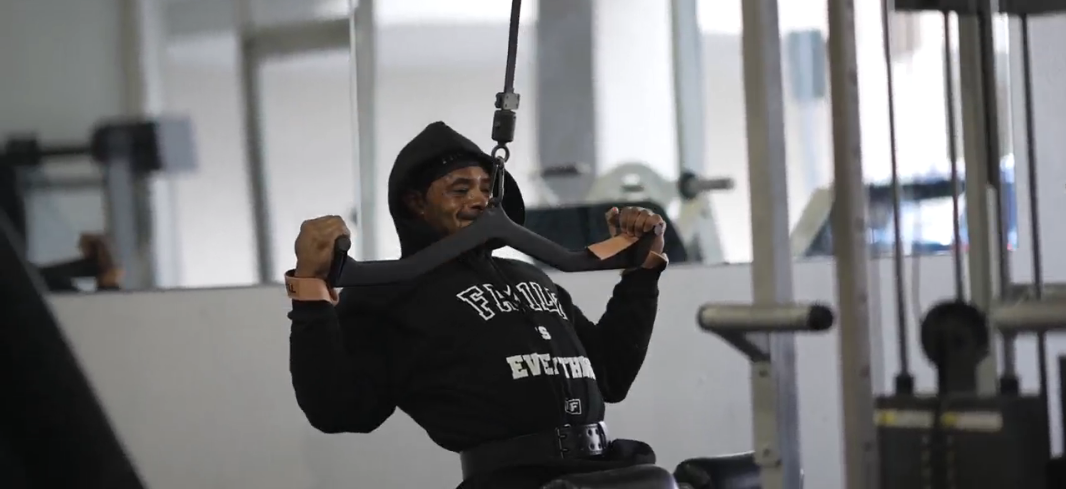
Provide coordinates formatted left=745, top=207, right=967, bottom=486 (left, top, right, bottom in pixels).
left=324, top=207, right=659, bottom=288
left=325, top=234, right=351, bottom=286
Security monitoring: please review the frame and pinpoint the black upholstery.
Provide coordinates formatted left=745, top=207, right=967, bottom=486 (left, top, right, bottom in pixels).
left=0, top=209, right=146, bottom=488
left=673, top=452, right=761, bottom=489
left=541, top=464, right=679, bottom=489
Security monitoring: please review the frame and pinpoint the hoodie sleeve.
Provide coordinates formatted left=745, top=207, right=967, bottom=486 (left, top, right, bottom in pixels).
left=288, top=288, right=398, bottom=434
left=555, top=264, right=665, bottom=403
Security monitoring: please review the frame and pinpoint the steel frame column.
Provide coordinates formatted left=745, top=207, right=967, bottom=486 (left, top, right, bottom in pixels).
left=740, top=1, right=802, bottom=487
left=957, top=1, right=1005, bottom=395
left=827, top=0, right=881, bottom=487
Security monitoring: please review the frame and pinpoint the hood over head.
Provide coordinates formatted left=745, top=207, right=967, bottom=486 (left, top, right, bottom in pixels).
left=387, top=121, right=525, bottom=257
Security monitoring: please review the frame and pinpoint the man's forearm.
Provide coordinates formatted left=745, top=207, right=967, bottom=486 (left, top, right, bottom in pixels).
left=582, top=265, right=664, bottom=401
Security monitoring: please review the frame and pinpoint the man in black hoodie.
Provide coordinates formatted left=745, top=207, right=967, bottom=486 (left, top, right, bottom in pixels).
left=286, top=122, right=668, bottom=488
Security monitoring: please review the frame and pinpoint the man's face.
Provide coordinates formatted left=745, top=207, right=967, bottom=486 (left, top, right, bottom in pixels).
left=406, top=165, right=492, bottom=236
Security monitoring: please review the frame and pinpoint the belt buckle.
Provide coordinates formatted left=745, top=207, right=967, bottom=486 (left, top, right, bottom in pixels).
left=587, top=422, right=608, bottom=455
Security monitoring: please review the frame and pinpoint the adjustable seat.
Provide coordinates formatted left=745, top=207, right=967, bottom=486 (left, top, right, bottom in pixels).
left=541, top=464, right=679, bottom=489
left=672, top=452, right=761, bottom=489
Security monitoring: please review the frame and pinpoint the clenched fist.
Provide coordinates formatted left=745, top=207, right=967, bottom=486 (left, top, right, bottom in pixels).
left=294, top=215, right=350, bottom=279
left=605, top=206, right=666, bottom=261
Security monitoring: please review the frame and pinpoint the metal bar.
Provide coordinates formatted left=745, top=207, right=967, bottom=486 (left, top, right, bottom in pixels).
left=1009, top=282, right=1066, bottom=300
left=238, top=34, right=275, bottom=283
left=131, top=0, right=184, bottom=289
left=698, top=304, right=835, bottom=333
left=535, top=0, right=596, bottom=204
left=352, top=1, right=377, bottom=260
left=826, top=0, right=880, bottom=487
left=681, top=176, right=736, bottom=196
left=992, top=301, right=1066, bottom=333
left=880, top=0, right=913, bottom=385
left=944, top=14, right=965, bottom=300
left=22, top=173, right=103, bottom=191
left=1001, top=0, right=1066, bottom=15
left=1017, top=13, right=1052, bottom=452
left=670, top=0, right=706, bottom=178
left=717, top=332, right=771, bottom=363
left=100, top=0, right=156, bottom=292
left=102, top=156, right=155, bottom=289
left=956, top=4, right=1002, bottom=394
left=671, top=0, right=728, bottom=265
left=739, top=0, right=801, bottom=487
left=246, top=17, right=350, bottom=60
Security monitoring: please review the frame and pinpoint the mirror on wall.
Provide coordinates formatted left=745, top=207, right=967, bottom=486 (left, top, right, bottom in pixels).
left=1, top=0, right=1021, bottom=294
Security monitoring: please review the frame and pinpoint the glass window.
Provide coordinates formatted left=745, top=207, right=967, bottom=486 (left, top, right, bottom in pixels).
left=259, top=49, right=357, bottom=281
left=161, top=33, right=260, bottom=287
left=696, top=0, right=834, bottom=264
left=160, top=0, right=356, bottom=287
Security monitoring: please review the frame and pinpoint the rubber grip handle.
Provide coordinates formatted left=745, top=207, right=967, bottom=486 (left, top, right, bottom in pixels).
left=326, top=235, right=351, bottom=287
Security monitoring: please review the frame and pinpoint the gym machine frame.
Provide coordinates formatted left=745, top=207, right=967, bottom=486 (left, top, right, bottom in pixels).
left=703, top=0, right=1066, bottom=487
left=690, top=2, right=845, bottom=489
left=0, top=118, right=195, bottom=290
left=870, top=1, right=1066, bottom=489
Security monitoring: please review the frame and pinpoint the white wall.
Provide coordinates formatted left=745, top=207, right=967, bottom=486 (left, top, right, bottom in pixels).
left=0, top=0, right=127, bottom=263
left=48, top=254, right=1066, bottom=489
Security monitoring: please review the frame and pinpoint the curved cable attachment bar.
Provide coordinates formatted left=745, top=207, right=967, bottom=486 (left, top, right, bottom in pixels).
left=698, top=303, right=836, bottom=361
left=991, top=301, right=1066, bottom=334
left=326, top=207, right=659, bottom=287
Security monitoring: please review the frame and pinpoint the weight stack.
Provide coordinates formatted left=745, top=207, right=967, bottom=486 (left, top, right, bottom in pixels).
left=876, top=394, right=1049, bottom=489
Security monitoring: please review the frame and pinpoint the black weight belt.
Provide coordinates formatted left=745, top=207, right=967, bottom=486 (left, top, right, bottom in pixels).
left=459, top=422, right=610, bottom=480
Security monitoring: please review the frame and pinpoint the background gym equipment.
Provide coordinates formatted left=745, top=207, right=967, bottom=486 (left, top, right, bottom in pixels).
left=525, top=200, right=690, bottom=265
left=0, top=116, right=197, bottom=290
left=0, top=212, right=147, bottom=489
left=535, top=161, right=733, bottom=264
left=689, top=0, right=1066, bottom=486
left=789, top=165, right=1018, bottom=259
left=872, top=1, right=1066, bottom=489
left=685, top=304, right=835, bottom=489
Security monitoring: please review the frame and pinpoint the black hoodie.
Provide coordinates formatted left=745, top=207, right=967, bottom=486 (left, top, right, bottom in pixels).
left=287, top=122, right=664, bottom=458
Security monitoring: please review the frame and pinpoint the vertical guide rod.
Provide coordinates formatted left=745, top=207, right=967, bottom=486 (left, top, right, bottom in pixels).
left=1017, top=11, right=1051, bottom=454
left=944, top=14, right=965, bottom=300
left=101, top=154, right=155, bottom=290
left=956, top=5, right=1001, bottom=394
left=827, top=0, right=881, bottom=487
left=879, top=0, right=914, bottom=392
left=739, top=1, right=802, bottom=487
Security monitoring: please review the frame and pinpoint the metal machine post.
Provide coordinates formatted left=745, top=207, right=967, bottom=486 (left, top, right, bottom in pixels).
left=826, top=0, right=882, bottom=488
left=955, top=1, right=1007, bottom=395
left=697, top=305, right=836, bottom=489
left=101, top=152, right=157, bottom=290
left=691, top=0, right=817, bottom=486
